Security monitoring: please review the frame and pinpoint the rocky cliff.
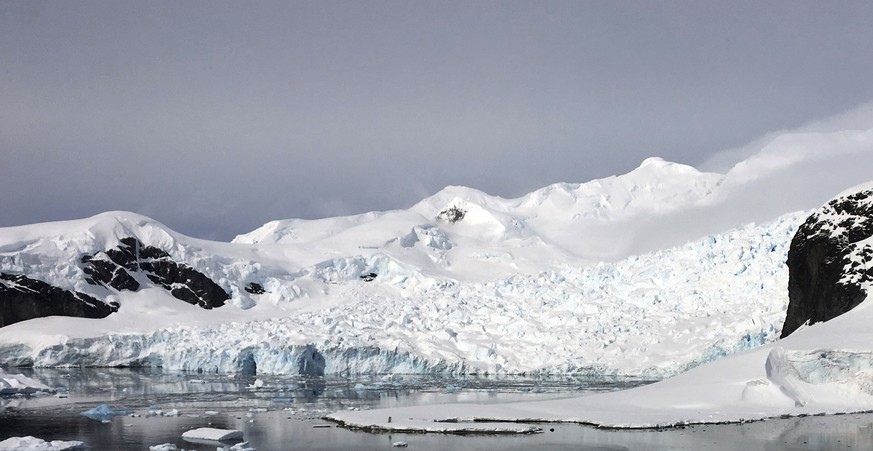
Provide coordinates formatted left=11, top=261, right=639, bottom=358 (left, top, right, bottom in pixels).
left=0, top=273, right=118, bottom=327
left=82, top=237, right=228, bottom=309
left=782, top=187, right=873, bottom=337
left=0, top=236, right=229, bottom=327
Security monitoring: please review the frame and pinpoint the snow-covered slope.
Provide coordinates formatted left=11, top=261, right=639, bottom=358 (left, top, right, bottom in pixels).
left=235, top=157, right=724, bottom=263
left=0, top=125, right=871, bottom=376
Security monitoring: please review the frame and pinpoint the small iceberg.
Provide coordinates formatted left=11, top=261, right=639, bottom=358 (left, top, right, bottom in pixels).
left=0, top=370, right=54, bottom=396
left=181, top=427, right=244, bottom=445
left=148, top=444, right=178, bottom=451
left=80, top=404, right=130, bottom=422
left=220, top=442, right=255, bottom=451
left=0, top=436, right=85, bottom=450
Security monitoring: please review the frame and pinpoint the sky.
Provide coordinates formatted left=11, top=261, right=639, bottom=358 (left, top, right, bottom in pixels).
left=2, top=1, right=873, bottom=240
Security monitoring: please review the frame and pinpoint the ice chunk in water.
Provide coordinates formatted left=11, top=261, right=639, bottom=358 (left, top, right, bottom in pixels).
left=80, top=404, right=130, bottom=422
left=181, top=427, right=244, bottom=442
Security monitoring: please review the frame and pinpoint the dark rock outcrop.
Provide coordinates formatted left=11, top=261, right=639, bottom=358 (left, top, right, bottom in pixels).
left=781, top=187, right=873, bottom=337
left=0, top=273, right=119, bottom=327
left=244, top=282, right=266, bottom=294
left=83, top=237, right=229, bottom=309
left=81, top=254, right=140, bottom=291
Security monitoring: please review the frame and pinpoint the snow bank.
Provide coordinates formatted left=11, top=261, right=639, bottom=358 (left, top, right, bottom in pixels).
left=0, top=437, right=84, bottom=450
left=327, top=297, right=873, bottom=431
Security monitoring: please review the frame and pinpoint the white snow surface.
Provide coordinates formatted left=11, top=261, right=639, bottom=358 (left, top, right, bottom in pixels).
left=0, top=131, right=871, bottom=376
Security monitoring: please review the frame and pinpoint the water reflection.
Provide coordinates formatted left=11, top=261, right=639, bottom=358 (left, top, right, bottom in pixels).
left=2, top=367, right=873, bottom=450
left=0, top=368, right=677, bottom=450
left=3, top=367, right=654, bottom=412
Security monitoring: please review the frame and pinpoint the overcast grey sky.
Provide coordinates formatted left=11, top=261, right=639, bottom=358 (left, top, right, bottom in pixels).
left=2, top=1, right=872, bottom=240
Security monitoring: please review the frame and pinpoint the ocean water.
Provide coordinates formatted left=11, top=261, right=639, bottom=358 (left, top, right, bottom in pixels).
left=1, top=368, right=870, bottom=450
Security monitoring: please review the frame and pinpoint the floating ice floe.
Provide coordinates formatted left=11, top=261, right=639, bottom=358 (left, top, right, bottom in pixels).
left=0, top=369, right=53, bottom=396
left=181, top=427, right=244, bottom=443
left=80, top=404, right=130, bottom=422
left=148, top=444, right=177, bottom=451
left=146, top=406, right=181, bottom=417
left=219, top=442, right=255, bottom=451
left=0, top=436, right=85, bottom=450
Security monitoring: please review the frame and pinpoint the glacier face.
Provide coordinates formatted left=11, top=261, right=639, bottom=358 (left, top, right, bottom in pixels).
left=0, top=211, right=805, bottom=378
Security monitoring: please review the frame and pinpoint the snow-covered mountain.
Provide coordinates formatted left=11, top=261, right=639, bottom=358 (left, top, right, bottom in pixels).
left=0, top=126, right=871, bottom=376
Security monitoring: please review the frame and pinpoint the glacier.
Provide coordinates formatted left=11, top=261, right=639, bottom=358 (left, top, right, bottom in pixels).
left=0, top=210, right=805, bottom=377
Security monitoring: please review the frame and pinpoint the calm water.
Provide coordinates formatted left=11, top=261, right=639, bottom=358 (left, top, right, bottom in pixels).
left=1, top=368, right=872, bottom=450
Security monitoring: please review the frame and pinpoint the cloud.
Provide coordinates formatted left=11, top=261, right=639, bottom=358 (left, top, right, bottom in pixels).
left=700, top=102, right=873, bottom=173
left=2, top=2, right=872, bottom=240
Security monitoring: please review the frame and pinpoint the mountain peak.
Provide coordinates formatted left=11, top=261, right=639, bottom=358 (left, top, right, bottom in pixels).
left=638, top=156, right=669, bottom=168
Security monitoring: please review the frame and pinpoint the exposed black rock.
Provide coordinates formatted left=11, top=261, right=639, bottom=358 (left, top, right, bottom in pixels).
left=781, top=188, right=873, bottom=338
left=359, top=272, right=377, bottom=282
left=0, top=273, right=119, bottom=328
left=438, top=205, right=466, bottom=223
left=244, top=282, right=266, bottom=294
left=81, top=254, right=140, bottom=291
left=82, top=237, right=229, bottom=309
